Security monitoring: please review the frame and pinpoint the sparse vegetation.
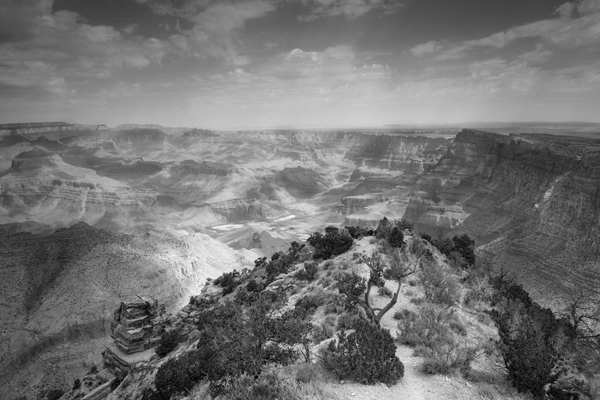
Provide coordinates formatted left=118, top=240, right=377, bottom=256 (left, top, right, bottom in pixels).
left=217, top=372, right=303, bottom=400
left=419, top=261, right=461, bottom=308
left=397, top=304, right=481, bottom=376
left=145, top=290, right=313, bottom=400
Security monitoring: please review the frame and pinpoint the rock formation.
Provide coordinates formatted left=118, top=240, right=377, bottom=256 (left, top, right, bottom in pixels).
left=102, top=297, right=166, bottom=377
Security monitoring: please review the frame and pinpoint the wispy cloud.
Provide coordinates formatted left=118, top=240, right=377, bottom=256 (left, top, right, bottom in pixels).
left=434, top=0, right=600, bottom=60
left=298, top=0, right=404, bottom=21
left=410, top=41, right=442, bottom=57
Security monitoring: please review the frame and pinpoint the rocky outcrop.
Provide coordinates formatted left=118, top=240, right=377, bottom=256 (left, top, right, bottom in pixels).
left=109, top=297, right=164, bottom=355
left=344, top=134, right=451, bottom=172
left=208, top=198, right=264, bottom=221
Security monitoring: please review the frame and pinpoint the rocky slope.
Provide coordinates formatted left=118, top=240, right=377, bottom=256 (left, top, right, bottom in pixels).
left=0, top=221, right=249, bottom=397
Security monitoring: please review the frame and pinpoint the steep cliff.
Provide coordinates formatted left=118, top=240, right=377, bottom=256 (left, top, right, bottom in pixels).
left=411, top=129, right=600, bottom=303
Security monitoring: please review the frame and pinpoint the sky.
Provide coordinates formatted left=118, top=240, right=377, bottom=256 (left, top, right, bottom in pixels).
left=1, top=0, right=600, bottom=129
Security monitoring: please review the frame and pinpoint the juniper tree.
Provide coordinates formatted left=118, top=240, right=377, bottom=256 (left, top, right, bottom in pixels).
left=338, top=239, right=428, bottom=325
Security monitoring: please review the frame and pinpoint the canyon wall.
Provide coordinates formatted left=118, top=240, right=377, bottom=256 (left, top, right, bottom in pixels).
left=410, top=130, right=600, bottom=303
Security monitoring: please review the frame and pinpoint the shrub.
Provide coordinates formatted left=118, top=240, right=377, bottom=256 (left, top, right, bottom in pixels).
left=322, top=319, right=404, bottom=385
left=420, top=341, right=479, bottom=375
left=337, top=313, right=358, bottom=330
left=246, top=279, right=262, bottom=293
left=452, top=234, right=475, bottom=266
left=295, top=291, right=326, bottom=313
left=393, top=309, right=415, bottom=321
left=464, top=276, right=494, bottom=307
left=420, top=263, right=460, bottom=308
left=345, top=226, right=374, bottom=239
left=387, top=227, right=404, bottom=248
left=43, top=390, right=64, bottom=400
left=218, top=372, right=301, bottom=400
left=215, top=270, right=241, bottom=295
left=491, top=278, right=578, bottom=398
left=410, top=297, right=425, bottom=305
left=449, top=319, right=467, bottom=336
left=308, top=227, right=353, bottom=260
left=377, top=285, right=392, bottom=298
left=295, top=261, right=318, bottom=281
left=395, top=219, right=414, bottom=232
left=296, top=362, right=321, bottom=383
left=397, top=304, right=454, bottom=348
left=313, top=319, right=335, bottom=343
left=155, top=329, right=180, bottom=358
left=143, top=350, right=205, bottom=400
left=375, top=217, right=392, bottom=240
left=398, top=305, right=480, bottom=376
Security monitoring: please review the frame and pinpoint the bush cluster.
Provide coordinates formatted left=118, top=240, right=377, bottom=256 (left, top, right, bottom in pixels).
left=213, top=269, right=241, bottom=295
left=345, top=226, right=374, bottom=239
left=421, top=233, right=475, bottom=268
left=308, top=226, right=353, bottom=260
left=491, top=278, right=579, bottom=399
left=322, top=319, right=404, bottom=385
left=419, top=262, right=461, bottom=308
left=144, top=291, right=314, bottom=400
left=294, top=261, right=318, bottom=281
left=253, top=241, right=306, bottom=285
left=155, top=328, right=180, bottom=358
left=375, top=217, right=412, bottom=245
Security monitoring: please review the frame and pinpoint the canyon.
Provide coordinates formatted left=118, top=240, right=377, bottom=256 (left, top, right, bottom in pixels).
left=1, top=122, right=599, bottom=398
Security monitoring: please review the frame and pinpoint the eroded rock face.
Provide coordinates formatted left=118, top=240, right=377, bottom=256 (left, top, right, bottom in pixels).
left=412, top=129, right=600, bottom=303
left=0, top=129, right=454, bottom=233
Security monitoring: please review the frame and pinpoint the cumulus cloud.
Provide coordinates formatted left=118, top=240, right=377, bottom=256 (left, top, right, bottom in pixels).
left=298, top=0, right=404, bottom=21
left=140, top=0, right=275, bottom=65
left=410, top=41, right=442, bottom=57
left=0, top=1, right=176, bottom=108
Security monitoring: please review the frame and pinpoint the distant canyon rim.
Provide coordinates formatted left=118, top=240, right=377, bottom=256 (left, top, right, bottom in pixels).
left=1, top=121, right=599, bottom=393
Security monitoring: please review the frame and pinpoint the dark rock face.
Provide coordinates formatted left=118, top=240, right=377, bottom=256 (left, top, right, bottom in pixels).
left=275, top=167, right=324, bottom=197
left=208, top=199, right=264, bottom=221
